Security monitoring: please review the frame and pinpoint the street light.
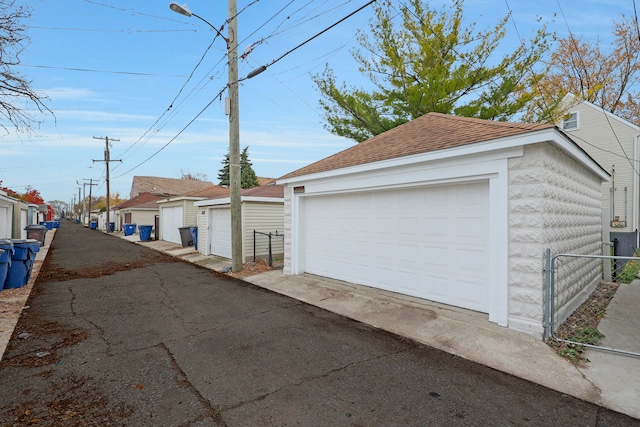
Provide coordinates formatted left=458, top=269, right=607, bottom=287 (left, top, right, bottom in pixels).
left=170, top=1, right=242, bottom=273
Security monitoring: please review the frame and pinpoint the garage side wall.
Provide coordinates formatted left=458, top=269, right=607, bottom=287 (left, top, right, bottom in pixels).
left=283, top=189, right=293, bottom=274
left=508, top=143, right=603, bottom=337
left=197, top=207, right=208, bottom=255
left=243, top=202, right=284, bottom=262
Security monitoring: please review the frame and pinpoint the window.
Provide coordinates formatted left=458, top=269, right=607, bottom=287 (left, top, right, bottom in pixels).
left=562, top=112, right=579, bottom=130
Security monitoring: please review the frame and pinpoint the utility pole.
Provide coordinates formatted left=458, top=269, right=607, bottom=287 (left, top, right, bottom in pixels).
left=93, top=136, right=121, bottom=232
left=228, top=0, right=242, bottom=272
left=83, top=178, right=98, bottom=226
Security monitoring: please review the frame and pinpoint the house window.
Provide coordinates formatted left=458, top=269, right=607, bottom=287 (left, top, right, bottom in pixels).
left=562, top=112, right=579, bottom=130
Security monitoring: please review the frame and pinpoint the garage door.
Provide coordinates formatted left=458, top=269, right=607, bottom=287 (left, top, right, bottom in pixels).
left=302, top=182, right=490, bottom=313
left=161, top=206, right=183, bottom=244
left=210, top=208, right=232, bottom=258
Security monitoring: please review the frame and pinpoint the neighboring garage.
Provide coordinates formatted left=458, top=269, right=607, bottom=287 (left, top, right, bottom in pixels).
left=278, top=112, right=610, bottom=338
left=195, top=183, right=284, bottom=263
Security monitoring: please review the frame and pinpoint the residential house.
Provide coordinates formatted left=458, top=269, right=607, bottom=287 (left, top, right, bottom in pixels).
left=558, top=93, right=640, bottom=233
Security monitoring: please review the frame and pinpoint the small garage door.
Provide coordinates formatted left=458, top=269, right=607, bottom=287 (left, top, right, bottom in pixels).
left=161, top=206, right=183, bottom=244
left=302, top=182, right=490, bottom=313
left=210, top=207, right=232, bottom=258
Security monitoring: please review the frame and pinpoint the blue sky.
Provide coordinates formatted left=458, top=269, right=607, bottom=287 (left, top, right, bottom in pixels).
left=0, top=0, right=634, bottom=205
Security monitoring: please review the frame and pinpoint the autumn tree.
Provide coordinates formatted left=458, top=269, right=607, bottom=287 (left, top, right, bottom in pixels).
left=217, top=146, right=260, bottom=189
left=524, top=15, right=640, bottom=124
left=313, top=0, right=551, bottom=142
left=91, top=193, right=124, bottom=211
left=180, top=169, right=208, bottom=181
left=0, top=0, right=50, bottom=134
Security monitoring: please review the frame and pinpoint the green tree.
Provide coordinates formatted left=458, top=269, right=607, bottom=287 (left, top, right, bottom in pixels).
left=217, top=146, right=260, bottom=189
left=240, top=147, right=260, bottom=189
left=313, top=0, right=551, bottom=142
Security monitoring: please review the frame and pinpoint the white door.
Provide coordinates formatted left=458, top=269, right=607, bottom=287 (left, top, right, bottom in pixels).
left=161, top=206, right=183, bottom=244
left=0, top=206, right=8, bottom=238
left=209, top=207, right=232, bottom=258
left=301, top=182, right=491, bottom=313
left=20, top=209, right=28, bottom=239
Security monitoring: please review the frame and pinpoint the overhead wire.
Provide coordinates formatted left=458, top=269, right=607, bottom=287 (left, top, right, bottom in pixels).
left=112, top=0, right=373, bottom=177
left=556, top=0, right=639, bottom=177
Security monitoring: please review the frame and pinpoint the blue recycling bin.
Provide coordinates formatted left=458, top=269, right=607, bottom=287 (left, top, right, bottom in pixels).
left=53, top=221, right=60, bottom=228
left=139, top=225, right=152, bottom=241
left=90, top=221, right=97, bottom=230
left=189, top=226, right=198, bottom=250
left=109, top=222, right=115, bottom=232
left=124, top=223, right=136, bottom=236
left=40, top=221, right=54, bottom=230
left=0, top=239, right=13, bottom=289
left=4, top=239, right=29, bottom=289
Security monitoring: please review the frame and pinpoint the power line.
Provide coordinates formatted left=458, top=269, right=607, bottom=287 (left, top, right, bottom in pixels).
left=19, top=64, right=186, bottom=78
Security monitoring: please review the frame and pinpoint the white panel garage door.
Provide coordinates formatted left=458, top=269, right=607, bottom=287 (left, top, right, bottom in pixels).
left=302, top=182, right=490, bottom=313
left=161, top=206, right=183, bottom=244
left=210, top=208, right=232, bottom=258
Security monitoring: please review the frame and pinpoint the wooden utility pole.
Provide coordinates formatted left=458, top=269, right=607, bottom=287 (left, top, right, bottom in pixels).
left=83, top=178, right=98, bottom=225
left=93, top=136, right=121, bottom=232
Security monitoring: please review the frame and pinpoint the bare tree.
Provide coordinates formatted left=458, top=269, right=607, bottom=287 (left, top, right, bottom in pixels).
left=0, top=0, right=50, bottom=135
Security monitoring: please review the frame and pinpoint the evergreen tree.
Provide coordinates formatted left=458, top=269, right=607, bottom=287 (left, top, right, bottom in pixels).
left=217, top=146, right=260, bottom=188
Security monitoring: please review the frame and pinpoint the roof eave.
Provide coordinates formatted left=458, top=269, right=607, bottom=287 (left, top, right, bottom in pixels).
left=277, top=128, right=609, bottom=185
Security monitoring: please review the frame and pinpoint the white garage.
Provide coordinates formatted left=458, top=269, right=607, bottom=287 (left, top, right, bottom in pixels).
left=302, top=182, right=490, bottom=313
left=160, top=205, right=184, bottom=245
left=278, top=113, right=609, bottom=337
left=195, top=183, right=285, bottom=263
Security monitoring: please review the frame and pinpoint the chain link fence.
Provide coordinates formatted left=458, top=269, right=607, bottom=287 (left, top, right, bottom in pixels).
left=545, top=250, right=640, bottom=360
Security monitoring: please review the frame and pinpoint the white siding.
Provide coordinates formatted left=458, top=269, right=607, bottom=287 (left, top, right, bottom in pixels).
left=562, top=100, right=639, bottom=231
left=243, top=202, right=284, bottom=262
left=122, top=210, right=158, bottom=231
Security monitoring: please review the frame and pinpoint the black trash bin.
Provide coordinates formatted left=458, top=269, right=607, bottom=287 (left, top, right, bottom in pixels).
left=25, top=224, right=47, bottom=247
left=178, top=226, right=194, bottom=247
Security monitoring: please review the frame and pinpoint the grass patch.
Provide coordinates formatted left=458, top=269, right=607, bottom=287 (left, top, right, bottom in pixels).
left=548, top=281, right=618, bottom=364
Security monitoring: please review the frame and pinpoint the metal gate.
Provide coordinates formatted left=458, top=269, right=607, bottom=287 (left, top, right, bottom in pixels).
left=544, top=249, right=640, bottom=358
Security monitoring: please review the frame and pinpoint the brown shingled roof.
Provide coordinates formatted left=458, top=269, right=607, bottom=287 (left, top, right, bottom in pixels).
left=129, top=176, right=215, bottom=198
left=181, top=185, right=230, bottom=199
left=241, top=183, right=284, bottom=198
left=113, top=192, right=162, bottom=210
left=280, top=113, right=554, bottom=180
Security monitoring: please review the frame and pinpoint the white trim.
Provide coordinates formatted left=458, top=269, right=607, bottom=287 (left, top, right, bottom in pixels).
left=561, top=111, right=579, bottom=131
left=289, top=155, right=511, bottom=326
left=157, top=196, right=204, bottom=204
left=195, top=197, right=284, bottom=207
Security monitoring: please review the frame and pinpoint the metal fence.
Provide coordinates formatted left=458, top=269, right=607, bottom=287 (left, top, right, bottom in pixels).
left=252, top=230, right=284, bottom=267
left=544, top=249, right=640, bottom=358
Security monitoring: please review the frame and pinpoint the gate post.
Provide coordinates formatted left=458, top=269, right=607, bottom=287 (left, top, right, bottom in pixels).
left=543, top=248, right=552, bottom=341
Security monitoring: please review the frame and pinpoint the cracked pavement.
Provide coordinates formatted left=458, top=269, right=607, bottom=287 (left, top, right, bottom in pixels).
left=0, top=223, right=638, bottom=426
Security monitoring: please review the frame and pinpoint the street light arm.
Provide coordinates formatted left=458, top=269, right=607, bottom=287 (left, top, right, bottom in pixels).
left=169, top=2, right=228, bottom=44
